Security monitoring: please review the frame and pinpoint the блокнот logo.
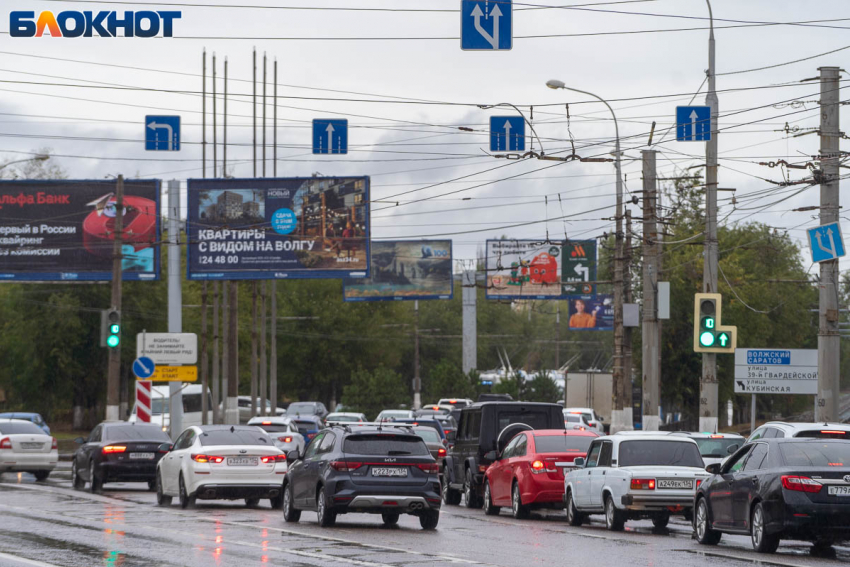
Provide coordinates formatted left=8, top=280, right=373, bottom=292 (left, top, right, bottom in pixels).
left=10, top=10, right=181, bottom=37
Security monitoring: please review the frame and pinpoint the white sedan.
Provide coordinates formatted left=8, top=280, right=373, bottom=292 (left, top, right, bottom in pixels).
left=246, top=416, right=306, bottom=457
left=0, top=419, right=58, bottom=481
left=155, top=425, right=286, bottom=509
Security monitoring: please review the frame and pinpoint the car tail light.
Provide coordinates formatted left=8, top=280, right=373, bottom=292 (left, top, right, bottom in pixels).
left=781, top=475, right=822, bottom=493
left=696, top=479, right=703, bottom=489
left=820, top=430, right=846, bottom=434
left=262, top=421, right=272, bottom=425
left=279, top=436, right=293, bottom=443
left=0, top=438, right=11, bottom=450
left=444, top=430, right=451, bottom=435
left=417, top=463, right=440, bottom=474
left=102, top=445, right=126, bottom=454
left=631, top=478, right=655, bottom=490
left=261, top=455, right=278, bottom=464
left=478, top=465, right=487, bottom=472
left=438, top=448, right=446, bottom=457
left=191, top=454, right=224, bottom=464
left=330, top=461, right=362, bottom=472
left=531, top=460, right=545, bottom=473
left=51, top=438, right=57, bottom=450
left=709, top=435, right=723, bottom=439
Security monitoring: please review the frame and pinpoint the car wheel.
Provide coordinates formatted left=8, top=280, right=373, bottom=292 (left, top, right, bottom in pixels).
left=566, top=490, right=583, bottom=527
left=442, top=471, right=462, bottom=505
left=270, top=491, right=284, bottom=510
left=694, top=498, right=721, bottom=545
left=652, top=513, right=670, bottom=528
left=811, top=540, right=836, bottom=558
left=604, top=495, right=625, bottom=531
left=483, top=480, right=501, bottom=516
left=88, top=461, right=102, bottom=494
left=751, top=502, right=779, bottom=553
left=419, top=510, right=439, bottom=530
left=511, top=482, right=529, bottom=519
left=33, top=470, right=50, bottom=482
left=71, top=460, right=85, bottom=491
left=381, top=512, right=400, bottom=525
left=245, top=498, right=260, bottom=508
left=156, top=471, right=172, bottom=507
left=283, top=482, right=301, bottom=523
left=178, top=474, right=195, bottom=509
left=464, top=468, right=482, bottom=509
left=316, top=486, right=336, bottom=527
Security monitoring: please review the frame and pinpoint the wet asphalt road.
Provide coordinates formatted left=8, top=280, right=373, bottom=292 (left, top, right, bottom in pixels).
left=1, top=467, right=849, bottom=567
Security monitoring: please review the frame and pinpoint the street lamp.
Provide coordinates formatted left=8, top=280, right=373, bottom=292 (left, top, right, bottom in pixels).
left=0, top=154, right=49, bottom=172
left=545, top=79, right=626, bottom=432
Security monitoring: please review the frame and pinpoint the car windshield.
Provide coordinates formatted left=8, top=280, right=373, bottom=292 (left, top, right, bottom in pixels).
left=780, top=442, right=850, bottom=466
left=343, top=434, right=429, bottom=456
left=496, top=411, right=554, bottom=431
left=794, top=429, right=850, bottom=440
left=104, top=425, right=170, bottom=441
left=618, top=440, right=703, bottom=467
left=565, top=415, right=581, bottom=423
left=294, top=420, right=319, bottom=435
left=694, top=438, right=742, bottom=458
left=378, top=411, right=411, bottom=419
left=414, top=429, right=441, bottom=443
left=0, top=421, right=45, bottom=435
left=199, top=429, right=272, bottom=446
left=534, top=434, right=594, bottom=453
left=327, top=415, right=361, bottom=422
left=287, top=403, right=317, bottom=415
left=416, top=409, right=447, bottom=417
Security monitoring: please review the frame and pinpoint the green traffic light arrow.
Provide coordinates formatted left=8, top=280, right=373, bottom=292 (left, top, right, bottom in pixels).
left=718, top=332, right=729, bottom=347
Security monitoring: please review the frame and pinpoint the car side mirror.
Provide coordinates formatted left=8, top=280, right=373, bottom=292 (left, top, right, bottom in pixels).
left=726, top=443, right=739, bottom=454
left=705, top=463, right=721, bottom=475
left=573, top=457, right=586, bottom=467
left=158, top=443, right=173, bottom=452
left=286, top=450, right=301, bottom=464
left=483, top=450, right=498, bottom=462
left=74, top=437, right=85, bottom=444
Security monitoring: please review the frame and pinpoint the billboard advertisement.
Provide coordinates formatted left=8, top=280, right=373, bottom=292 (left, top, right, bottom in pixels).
left=0, top=179, right=160, bottom=281
left=186, top=177, right=369, bottom=280
left=485, top=239, right=563, bottom=299
left=567, top=294, right=614, bottom=331
left=343, top=240, right=453, bottom=301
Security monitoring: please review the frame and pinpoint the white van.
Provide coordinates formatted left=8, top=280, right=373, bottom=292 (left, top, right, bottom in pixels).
left=128, top=384, right=214, bottom=435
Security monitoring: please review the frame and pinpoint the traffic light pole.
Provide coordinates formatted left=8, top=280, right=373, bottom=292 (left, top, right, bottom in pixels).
left=167, top=180, right=184, bottom=438
left=700, top=0, right=720, bottom=434
left=106, top=175, right=124, bottom=422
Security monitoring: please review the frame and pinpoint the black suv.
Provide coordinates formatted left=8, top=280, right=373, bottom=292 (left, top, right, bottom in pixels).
left=442, top=402, right=565, bottom=507
left=282, top=424, right=442, bottom=529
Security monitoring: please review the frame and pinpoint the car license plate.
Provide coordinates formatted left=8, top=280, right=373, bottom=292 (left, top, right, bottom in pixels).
left=657, top=479, right=693, bottom=489
left=226, top=456, right=258, bottom=466
left=21, top=442, right=43, bottom=449
left=371, top=467, right=408, bottom=477
left=129, top=452, right=155, bottom=460
left=828, top=486, right=850, bottom=496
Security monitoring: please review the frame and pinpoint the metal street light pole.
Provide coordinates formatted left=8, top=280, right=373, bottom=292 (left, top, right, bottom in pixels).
left=700, top=0, right=720, bottom=433
left=546, top=80, right=627, bottom=432
left=0, top=154, right=50, bottom=173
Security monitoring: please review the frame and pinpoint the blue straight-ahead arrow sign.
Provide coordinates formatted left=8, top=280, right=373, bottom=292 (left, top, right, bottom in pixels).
left=490, top=116, right=525, bottom=152
left=676, top=106, right=711, bottom=142
left=312, top=119, right=348, bottom=154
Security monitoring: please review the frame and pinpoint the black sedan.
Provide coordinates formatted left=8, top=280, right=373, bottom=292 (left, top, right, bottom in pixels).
left=694, top=438, right=850, bottom=554
left=72, top=422, right=172, bottom=493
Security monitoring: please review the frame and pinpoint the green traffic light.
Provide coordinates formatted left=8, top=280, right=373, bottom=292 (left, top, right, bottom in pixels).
left=699, top=331, right=715, bottom=347
left=106, top=335, right=120, bottom=348
left=718, top=332, right=729, bottom=347
left=109, top=324, right=120, bottom=334
left=704, top=317, right=715, bottom=329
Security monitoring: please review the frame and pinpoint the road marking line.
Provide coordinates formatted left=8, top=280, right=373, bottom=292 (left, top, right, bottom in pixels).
left=681, top=548, right=817, bottom=567
left=0, top=551, right=62, bottom=567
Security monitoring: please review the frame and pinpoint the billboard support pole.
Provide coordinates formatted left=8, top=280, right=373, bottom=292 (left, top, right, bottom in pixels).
left=250, top=281, right=258, bottom=419
left=167, top=179, right=184, bottom=438
left=414, top=300, right=421, bottom=410
left=259, top=281, right=268, bottom=416
left=221, top=281, right=229, bottom=424
left=270, top=280, right=277, bottom=413
left=227, top=280, right=240, bottom=424
left=201, top=282, right=209, bottom=425
left=106, top=175, right=125, bottom=422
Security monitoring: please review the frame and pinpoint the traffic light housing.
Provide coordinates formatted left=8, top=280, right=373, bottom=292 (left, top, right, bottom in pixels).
left=693, top=293, right=736, bottom=353
left=105, top=308, right=121, bottom=348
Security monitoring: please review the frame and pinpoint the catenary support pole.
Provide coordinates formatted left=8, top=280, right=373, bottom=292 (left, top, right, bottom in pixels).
left=620, top=210, right=634, bottom=432
left=817, top=65, right=841, bottom=422
left=641, top=150, right=661, bottom=431
left=223, top=57, right=228, bottom=176
left=106, top=175, right=125, bottom=422
left=253, top=48, right=257, bottom=178
left=202, top=49, right=206, bottom=178
left=167, top=180, right=184, bottom=437
left=462, top=269, right=477, bottom=374
left=262, top=52, right=267, bottom=178
left=700, top=0, right=720, bottom=433
left=212, top=53, right=217, bottom=177
left=273, top=59, right=277, bottom=177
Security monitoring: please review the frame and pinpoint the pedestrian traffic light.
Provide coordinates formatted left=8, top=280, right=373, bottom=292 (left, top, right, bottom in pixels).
left=106, top=309, right=121, bottom=348
left=693, top=293, right=736, bottom=353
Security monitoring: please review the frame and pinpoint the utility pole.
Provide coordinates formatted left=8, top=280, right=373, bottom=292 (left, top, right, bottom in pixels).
left=226, top=281, right=239, bottom=424
left=700, top=0, right=720, bottom=433
left=641, top=150, right=661, bottom=431
left=413, top=301, right=421, bottom=410
left=105, top=175, right=124, bottom=422
left=462, top=269, right=477, bottom=374
left=817, top=66, right=841, bottom=422
left=555, top=302, right=561, bottom=370
left=621, top=209, right=634, bottom=432
left=167, top=180, right=184, bottom=437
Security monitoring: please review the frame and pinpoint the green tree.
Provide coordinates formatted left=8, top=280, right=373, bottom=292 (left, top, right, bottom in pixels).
left=528, top=371, right=563, bottom=403
left=341, top=366, right=409, bottom=420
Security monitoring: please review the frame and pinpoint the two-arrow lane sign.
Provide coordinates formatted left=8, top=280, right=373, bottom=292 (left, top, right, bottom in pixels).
left=461, top=0, right=512, bottom=50
left=145, top=115, right=180, bottom=151
left=313, top=119, right=348, bottom=155
left=490, top=116, right=525, bottom=152
left=807, top=222, right=846, bottom=263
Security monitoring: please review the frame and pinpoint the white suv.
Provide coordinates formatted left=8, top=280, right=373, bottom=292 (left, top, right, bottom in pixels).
left=564, top=432, right=709, bottom=531
left=746, top=421, right=850, bottom=443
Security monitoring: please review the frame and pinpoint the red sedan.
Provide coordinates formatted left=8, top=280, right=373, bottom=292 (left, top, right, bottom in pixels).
left=483, top=429, right=598, bottom=519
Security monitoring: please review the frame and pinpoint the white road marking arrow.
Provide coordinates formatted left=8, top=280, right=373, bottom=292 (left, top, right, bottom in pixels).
left=574, top=263, right=589, bottom=281
left=147, top=121, right=174, bottom=150
left=471, top=3, right=502, bottom=49
left=503, top=119, right=512, bottom=150
left=136, top=359, right=153, bottom=375
left=814, top=228, right=837, bottom=257
left=326, top=122, right=336, bottom=153
left=689, top=110, right=698, bottom=140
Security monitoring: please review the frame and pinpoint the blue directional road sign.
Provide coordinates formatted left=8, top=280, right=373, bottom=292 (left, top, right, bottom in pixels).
left=807, top=222, right=846, bottom=263
left=676, top=106, right=711, bottom=142
left=145, top=115, right=180, bottom=151
left=133, top=356, right=156, bottom=379
left=490, top=116, right=525, bottom=152
left=461, top=0, right=512, bottom=51
left=312, top=119, right=348, bottom=155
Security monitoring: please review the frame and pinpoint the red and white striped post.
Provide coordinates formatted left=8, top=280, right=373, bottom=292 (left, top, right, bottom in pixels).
left=135, top=380, right=152, bottom=423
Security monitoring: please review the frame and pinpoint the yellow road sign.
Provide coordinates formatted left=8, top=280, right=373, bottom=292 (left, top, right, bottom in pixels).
left=136, top=365, right=197, bottom=382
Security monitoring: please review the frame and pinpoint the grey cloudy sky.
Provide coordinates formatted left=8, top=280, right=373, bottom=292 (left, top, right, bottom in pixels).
left=1, top=0, right=848, bottom=267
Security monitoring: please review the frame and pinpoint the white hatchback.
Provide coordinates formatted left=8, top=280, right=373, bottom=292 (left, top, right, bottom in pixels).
left=155, top=425, right=286, bottom=509
left=0, top=419, right=58, bottom=481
